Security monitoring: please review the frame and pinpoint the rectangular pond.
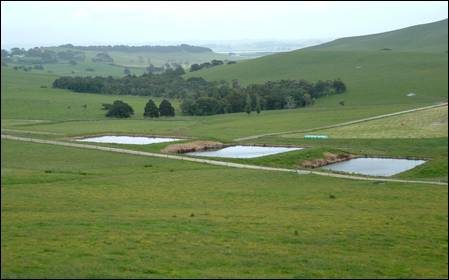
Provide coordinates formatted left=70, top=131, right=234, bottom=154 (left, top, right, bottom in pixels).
left=186, top=145, right=303, bottom=158
left=76, top=135, right=181, bottom=145
left=321, top=157, right=426, bottom=177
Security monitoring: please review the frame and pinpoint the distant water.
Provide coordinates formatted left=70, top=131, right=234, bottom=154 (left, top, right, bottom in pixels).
left=187, top=145, right=302, bottom=158
left=77, top=135, right=180, bottom=145
left=322, top=158, right=426, bottom=177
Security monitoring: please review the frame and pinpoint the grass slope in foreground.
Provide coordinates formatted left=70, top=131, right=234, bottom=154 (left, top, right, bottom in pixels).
left=1, top=139, right=448, bottom=278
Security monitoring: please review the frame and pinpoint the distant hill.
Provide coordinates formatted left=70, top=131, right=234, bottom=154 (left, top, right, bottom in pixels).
left=58, top=44, right=213, bottom=53
left=310, top=18, right=448, bottom=52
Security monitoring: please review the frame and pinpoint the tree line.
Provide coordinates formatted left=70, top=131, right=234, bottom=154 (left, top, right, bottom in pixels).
left=189, top=59, right=236, bottom=72
left=2, top=48, right=85, bottom=64
left=53, top=67, right=346, bottom=116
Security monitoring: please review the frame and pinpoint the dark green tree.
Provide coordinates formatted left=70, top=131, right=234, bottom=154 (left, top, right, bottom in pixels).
left=124, top=67, right=131, bottom=75
left=245, top=94, right=252, bottom=115
left=144, top=99, right=159, bottom=118
left=106, top=100, right=134, bottom=118
left=159, top=99, right=175, bottom=117
left=189, top=63, right=201, bottom=72
left=333, top=79, right=347, bottom=93
left=255, top=94, right=261, bottom=114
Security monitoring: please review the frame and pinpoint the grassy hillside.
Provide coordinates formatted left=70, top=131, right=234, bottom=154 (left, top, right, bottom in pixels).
left=0, top=67, right=179, bottom=120
left=2, top=66, right=418, bottom=141
left=311, top=19, right=448, bottom=52
left=185, top=50, right=447, bottom=107
left=185, top=19, right=448, bottom=108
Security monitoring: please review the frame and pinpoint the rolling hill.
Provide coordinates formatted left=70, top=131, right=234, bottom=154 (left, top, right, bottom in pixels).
left=185, top=19, right=448, bottom=108
left=311, top=18, right=448, bottom=52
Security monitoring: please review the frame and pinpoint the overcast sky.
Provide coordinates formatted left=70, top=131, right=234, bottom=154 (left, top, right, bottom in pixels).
left=1, top=1, right=448, bottom=48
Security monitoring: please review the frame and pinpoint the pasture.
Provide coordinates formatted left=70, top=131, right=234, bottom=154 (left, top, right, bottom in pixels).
left=1, top=18, right=448, bottom=279
left=2, top=139, right=448, bottom=278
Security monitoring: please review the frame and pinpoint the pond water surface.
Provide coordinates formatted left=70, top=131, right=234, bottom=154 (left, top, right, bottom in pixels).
left=187, top=145, right=303, bottom=158
left=77, top=135, right=181, bottom=145
left=322, top=157, right=426, bottom=177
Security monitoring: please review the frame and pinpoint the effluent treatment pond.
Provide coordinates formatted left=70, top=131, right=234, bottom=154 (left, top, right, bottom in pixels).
left=321, top=157, right=426, bottom=177
left=187, top=145, right=303, bottom=158
left=76, top=135, right=181, bottom=145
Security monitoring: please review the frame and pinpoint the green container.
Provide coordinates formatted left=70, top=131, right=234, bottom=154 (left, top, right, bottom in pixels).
left=304, top=135, right=329, bottom=139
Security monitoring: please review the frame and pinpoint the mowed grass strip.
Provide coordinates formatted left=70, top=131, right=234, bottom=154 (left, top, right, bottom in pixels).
left=283, top=106, right=448, bottom=139
left=1, top=139, right=448, bottom=278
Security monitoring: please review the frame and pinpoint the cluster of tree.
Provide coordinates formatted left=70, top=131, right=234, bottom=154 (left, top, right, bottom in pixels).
left=1, top=49, right=11, bottom=61
left=33, top=64, right=44, bottom=70
left=53, top=66, right=187, bottom=97
left=56, top=50, right=85, bottom=61
left=2, top=48, right=85, bottom=65
left=144, top=99, right=175, bottom=118
left=145, top=62, right=184, bottom=74
left=91, top=52, right=114, bottom=63
left=145, top=64, right=164, bottom=73
left=53, top=68, right=346, bottom=116
left=58, top=43, right=212, bottom=53
left=12, top=65, right=44, bottom=71
left=102, top=99, right=175, bottom=118
left=189, top=59, right=236, bottom=72
left=180, top=79, right=346, bottom=115
left=13, top=65, right=33, bottom=71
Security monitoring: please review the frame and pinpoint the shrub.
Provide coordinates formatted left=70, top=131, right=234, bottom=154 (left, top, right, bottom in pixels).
left=106, top=100, right=134, bottom=118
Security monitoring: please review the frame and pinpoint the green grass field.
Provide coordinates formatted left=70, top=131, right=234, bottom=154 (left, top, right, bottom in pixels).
left=1, top=19, right=448, bottom=278
left=1, top=67, right=180, bottom=121
left=2, top=139, right=448, bottom=278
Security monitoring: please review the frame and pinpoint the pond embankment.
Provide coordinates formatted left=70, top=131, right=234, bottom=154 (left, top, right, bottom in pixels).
left=161, top=141, right=224, bottom=154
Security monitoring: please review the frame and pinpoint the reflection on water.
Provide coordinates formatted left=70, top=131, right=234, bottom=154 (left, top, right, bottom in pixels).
left=322, top=158, right=426, bottom=176
left=77, top=135, right=181, bottom=145
left=187, top=145, right=303, bottom=158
